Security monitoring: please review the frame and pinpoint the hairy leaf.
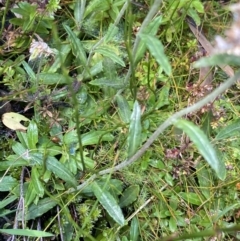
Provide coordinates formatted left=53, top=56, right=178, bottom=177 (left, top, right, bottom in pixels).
left=18, top=197, right=57, bottom=220
left=27, top=121, right=38, bottom=149
left=92, top=181, right=125, bottom=226
left=127, top=101, right=142, bottom=157
left=46, top=156, right=78, bottom=188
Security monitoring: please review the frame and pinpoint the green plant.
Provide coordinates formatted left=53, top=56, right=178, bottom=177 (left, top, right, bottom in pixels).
left=1, top=0, right=240, bottom=240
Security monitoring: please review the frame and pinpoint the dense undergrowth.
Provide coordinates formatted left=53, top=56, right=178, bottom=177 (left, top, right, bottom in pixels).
left=1, top=0, right=240, bottom=240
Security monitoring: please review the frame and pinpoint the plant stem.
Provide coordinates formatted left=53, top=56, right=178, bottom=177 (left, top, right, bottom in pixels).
left=124, top=0, right=163, bottom=85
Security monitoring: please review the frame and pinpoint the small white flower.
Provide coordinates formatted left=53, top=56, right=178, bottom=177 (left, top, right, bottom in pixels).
left=29, top=35, right=55, bottom=61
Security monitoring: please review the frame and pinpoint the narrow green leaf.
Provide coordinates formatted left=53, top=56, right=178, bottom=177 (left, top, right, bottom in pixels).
left=105, top=24, right=119, bottom=43
left=0, top=159, right=28, bottom=171
left=0, top=229, right=54, bottom=237
left=46, top=156, right=78, bottom=188
left=0, top=176, right=18, bottom=191
left=31, top=167, right=44, bottom=198
left=25, top=182, right=38, bottom=206
left=135, top=16, right=162, bottom=63
left=27, top=121, right=38, bottom=149
left=38, top=73, right=71, bottom=85
left=63, top=24, right=87, bottom=65
left=95, top=46, right=125, bottom=67
left=127, top=101, right=142, bottom=157
left=116, top=94, right=131, bottom=123
left=119, top=185, right=140, bottom=208
left=22, top=61, right=36, bottom=81
left=0, top=195, right=17, bottom=209
left=82, top=131, right=114, bottom=146
left=140, top=34, right=172, bottom=76
left=16, top=131, right=28, bottom=148
left=48, top=44, right=71, bottom=73
left=215, top=120, right=240, bottom=140
left=130, top=217, right=140, bottom=241
left=19, top=197, right=57, bottom=220
left=92, top=181, right=125, bottom=226
left=179, top=192, right=202, bottom=206
left=74, top=0, right=85, bottom=28
left=90, top=78, right=124, bottom=89
left=174, top=119, right=226, bottom=180
left=194, top=54, right=240, bottom=68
